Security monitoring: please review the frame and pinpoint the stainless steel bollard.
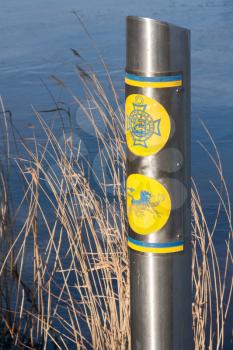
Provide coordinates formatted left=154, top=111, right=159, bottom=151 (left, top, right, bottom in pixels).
left=125, top=16, right=193, bottom=350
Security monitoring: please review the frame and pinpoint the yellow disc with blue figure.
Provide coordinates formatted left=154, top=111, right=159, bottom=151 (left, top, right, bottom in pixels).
left=125, top=94, right=171, bottom=156
left=127, top=174, right=171, bottom=235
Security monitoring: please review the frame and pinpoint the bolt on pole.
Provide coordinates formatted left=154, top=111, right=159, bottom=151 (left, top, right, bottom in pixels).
left=125, top=16, right=193, bottom=350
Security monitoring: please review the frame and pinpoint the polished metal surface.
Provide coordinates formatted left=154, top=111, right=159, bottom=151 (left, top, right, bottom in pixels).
left=126, top=16, right=193, bottom=350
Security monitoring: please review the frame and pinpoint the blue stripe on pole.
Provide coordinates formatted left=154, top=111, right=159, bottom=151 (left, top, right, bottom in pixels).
left=125, top=73, right=182, bottom=82
left=128, top=237, right=184, bottom=248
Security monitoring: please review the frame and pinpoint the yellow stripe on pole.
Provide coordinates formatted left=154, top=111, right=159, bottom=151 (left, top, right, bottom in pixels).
left=125, top=78, right=182, bottom=88
left=128, top=241, right=184, bottom=254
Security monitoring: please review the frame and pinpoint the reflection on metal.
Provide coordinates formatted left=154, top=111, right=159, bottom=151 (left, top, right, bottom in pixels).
left=125, top=16, right=193, bottom=349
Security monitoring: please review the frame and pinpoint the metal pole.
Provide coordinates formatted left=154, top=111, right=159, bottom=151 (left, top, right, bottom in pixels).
left=125, top=16, right=193, bottom=350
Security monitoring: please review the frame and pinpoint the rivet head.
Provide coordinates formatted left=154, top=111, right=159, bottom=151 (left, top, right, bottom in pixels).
left=176, top=87, right=184, bottom=93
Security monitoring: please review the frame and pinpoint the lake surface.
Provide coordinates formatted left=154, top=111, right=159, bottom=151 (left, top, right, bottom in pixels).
left=1, top=0, right=233, bottom=200
left=0, top=0, right=232, bottom=347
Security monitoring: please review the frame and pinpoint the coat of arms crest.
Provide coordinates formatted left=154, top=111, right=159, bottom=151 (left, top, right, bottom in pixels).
left=127, top=95, right=161, bottom=148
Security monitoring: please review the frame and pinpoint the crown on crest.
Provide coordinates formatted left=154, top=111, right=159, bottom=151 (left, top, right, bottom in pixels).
left=132, top=96, right=147, bottom=112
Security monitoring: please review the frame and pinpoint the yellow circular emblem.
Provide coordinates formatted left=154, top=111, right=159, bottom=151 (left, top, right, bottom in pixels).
left=127, top=174, right=171, bottom=235
left=125, top=94, right=171, bottom=157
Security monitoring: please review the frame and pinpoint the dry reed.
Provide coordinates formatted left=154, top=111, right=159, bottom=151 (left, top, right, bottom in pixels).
left=0, top=61, right=232, bottom=350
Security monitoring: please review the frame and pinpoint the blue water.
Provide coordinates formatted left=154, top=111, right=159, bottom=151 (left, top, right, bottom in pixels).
left=1, top=0, right=233, bottom=200
left=0, top=0, right=232, bottom=348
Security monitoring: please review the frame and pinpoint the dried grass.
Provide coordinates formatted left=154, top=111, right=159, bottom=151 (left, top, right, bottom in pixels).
left=0, top=64, right=232, bottom=349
